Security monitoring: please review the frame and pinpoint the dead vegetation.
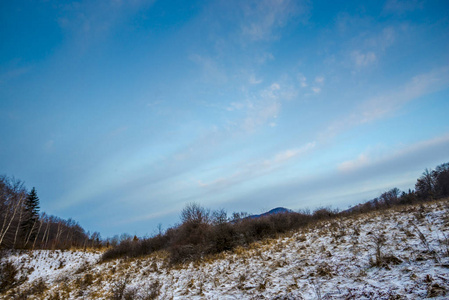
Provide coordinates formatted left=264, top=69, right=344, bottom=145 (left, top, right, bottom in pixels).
left=2, top=199, right=449, bottom=297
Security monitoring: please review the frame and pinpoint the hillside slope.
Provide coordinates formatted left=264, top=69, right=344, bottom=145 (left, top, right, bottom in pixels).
left=1, top=200, right=449, bottom=299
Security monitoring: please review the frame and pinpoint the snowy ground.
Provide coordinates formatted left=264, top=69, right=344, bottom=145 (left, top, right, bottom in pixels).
left=1, top=200, right=449, bottom=299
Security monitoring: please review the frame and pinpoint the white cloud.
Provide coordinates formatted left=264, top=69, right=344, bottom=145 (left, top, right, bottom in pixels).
left=298, top=73, right=307, bottom=87
left=338, top=154, right=370, bottom=172
left=322, top=66, right=449, bottom=139
left=352, top=51, right=377, bottom=67
left=198, top=141, right=316, bottom=191
left=315, top=76, right=325, bottom=84
left=226, top=101, right=246, bottom=111
left=57, top=1, right=155, bottom=51
left=347, top=27, right=396, bottom=70
left=0, top=66, right=32, bottom=84
left=255, top=52, right=275, bottom=64
left=241, top=82, right=284, bottom=132
left=249, top=74, right=263, bottom=84
left=338, top=134, right=449, bottom=174
left=384, top=0, right=423, bottom=14
left=189, top=54, right=228, bottom=83
left=242, top=101, right=280, bottom=132
left=311, top=87, right=321, bottom=94
left=228, top=133, right=449, bottom=212
left=241, top=0, right=308, bottom=41
left=271, top=142, right=316, bottom=164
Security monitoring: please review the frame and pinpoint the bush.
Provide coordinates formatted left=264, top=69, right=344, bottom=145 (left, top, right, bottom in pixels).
left=102, top=205, right=318, bottom=265
left=25, top=278, right=48, bottom=296
left=144, top=280, right=161, bottom=300
left=208, top=223, right=236, bottom=253
left=110, top=276, right=129, bottom=300
left=101, top=172, right=448, bottom=267
left=0, top=261, right=19, bottom=293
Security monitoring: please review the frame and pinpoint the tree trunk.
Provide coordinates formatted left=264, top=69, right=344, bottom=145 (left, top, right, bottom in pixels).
left=33, top=219, right=44, bottom=250
left=0, top=199, right=14, bottom=246
left=24, top=218, right=37, bottom=248
left=41, top=219, right=50, bottom=249
left=13, top=197, right=24, bottom=249
left=0, top=195, right=22, bottom=247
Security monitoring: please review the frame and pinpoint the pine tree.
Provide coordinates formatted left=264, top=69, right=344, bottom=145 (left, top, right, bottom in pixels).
left=22, top=187, right=40, bottom=247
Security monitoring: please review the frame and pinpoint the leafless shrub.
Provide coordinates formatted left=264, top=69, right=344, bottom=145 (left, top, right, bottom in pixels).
left=75, top=260, right=90, bottom=274
left=26, top=278, right=47, bottom=296
left=14, top=278, right=48, bottom=298
left=315, top=263, right=334, bottom=277
left=371, top=233, right=386, bottom=267
left=181, top=202, right=210, bottom=225
left=57, top=259, right=65, bottom=269
left=425, top=274, right=447, bottom=298
left=368, top=233, right=402, bottom=268
left=312, top=207, right=337, bottom=221
left=142, top=280, right=161, bottom=300
left=80, top=273, right=94, bottom=288
left=308, top=279, right=322, bottom=300
left=439, top=232, right=449, bottom=257
left=122, top=287, right=138, bottom=300
left=427, top=282, right=447, bottom=297
left=110, top=275, right=130, bottom=300
left=0, top=261, right=19, bottom=293
left=329, top=221, right=346, bottom=240
left=413, top=224, right=440, bottom=263
left=237, top=273, right=246, bottom=290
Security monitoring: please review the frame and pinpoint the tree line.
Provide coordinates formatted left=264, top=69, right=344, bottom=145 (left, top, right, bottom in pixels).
left=101, top=161, right=449, bottom=265
left=0, top=176, right=101, bottom=250
left=349, top=162, right=449, bottom=213
left=2, top=161, right=448, bottom=254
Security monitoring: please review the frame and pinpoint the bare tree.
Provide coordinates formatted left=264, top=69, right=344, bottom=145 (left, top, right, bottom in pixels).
left=416, top=168, right=435, bottom=199
left=180, top=202, right=210, bottom=225
left=0, top=190, right=25, bottom=247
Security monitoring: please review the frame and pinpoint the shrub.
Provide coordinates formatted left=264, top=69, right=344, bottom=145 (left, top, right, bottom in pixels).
left=26, top=278, right=48, bottom=296
left=0, top=261, right=19, bottom=293
left=208, top=223, right=236, bottom=253
left=142, top=280, right=160, bottom=300
left=110, top=276, right=129, bottom=300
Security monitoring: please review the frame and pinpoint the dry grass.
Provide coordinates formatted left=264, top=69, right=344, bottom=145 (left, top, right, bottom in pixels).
left=3, top=198, right=449, bottom=299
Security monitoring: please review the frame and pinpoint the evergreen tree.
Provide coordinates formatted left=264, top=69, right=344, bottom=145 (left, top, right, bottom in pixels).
left=21, top=187, right=40, bottom=245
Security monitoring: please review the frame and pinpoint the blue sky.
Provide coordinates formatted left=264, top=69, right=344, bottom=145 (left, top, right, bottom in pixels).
left=1, top=0, right=449, bottom=237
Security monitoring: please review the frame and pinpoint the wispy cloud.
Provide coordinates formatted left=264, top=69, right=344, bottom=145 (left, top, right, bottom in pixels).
left=338, top=154, right=369, bottom=172
left=249, top=74, right=263, bottom=85
left=197, top=141, right=316, bottom=191
left=270, top=142, right=316, bottom=164
left=311, top=87, right=321, bottom=94
left=349, top=27, right=396, bottom=69
left=228, top=133, right=449, bottom=211
left=116, top=207, right=181, bottom=225
left=315, top=76, right=325, bottom=84
left=189, top=54, right=228, bottom=83
left=241, top=0, right=309, bottom=41
left=383, top=0, right=423, bottom=15
left=240, top=81, right=297, bottom=132
left=351, top=51, right=377, bottom=67
left=323, top=66, right=449, bottom=139
left=298, top=73, right=307, bottom=87
left=366, top=27, right=396, bottom=51
left=338, top=134, right=449, bottom=174
left=0, top=66, right=32, bottom=84
left=57, top=1, right=155, bottom=51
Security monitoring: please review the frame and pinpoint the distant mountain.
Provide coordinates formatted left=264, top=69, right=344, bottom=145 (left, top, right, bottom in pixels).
left=247, top=207, right=292, bottom=219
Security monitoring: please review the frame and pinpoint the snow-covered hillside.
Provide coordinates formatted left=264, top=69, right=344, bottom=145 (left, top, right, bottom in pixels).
left=1, top=200, right=449, bottom=299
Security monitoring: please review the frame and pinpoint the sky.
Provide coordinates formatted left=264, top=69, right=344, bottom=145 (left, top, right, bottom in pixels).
left=1, top=0, right=449, bottom=238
